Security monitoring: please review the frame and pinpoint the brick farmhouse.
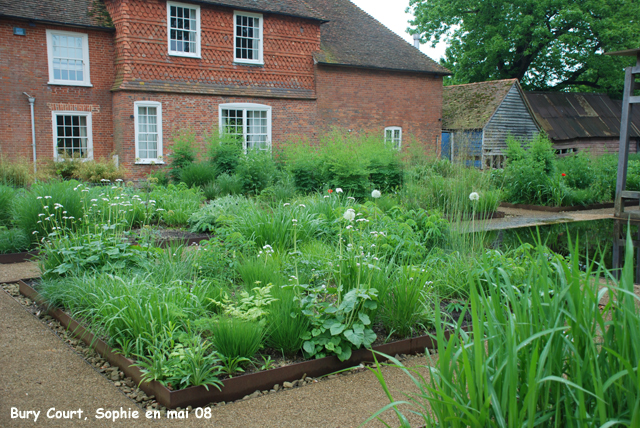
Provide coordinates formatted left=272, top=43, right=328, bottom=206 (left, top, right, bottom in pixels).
left=0, top=0, right=449, bottom=178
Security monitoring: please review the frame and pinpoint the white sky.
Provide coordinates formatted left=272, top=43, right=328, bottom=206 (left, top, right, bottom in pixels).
left=350, top=0, right=448, bottom=62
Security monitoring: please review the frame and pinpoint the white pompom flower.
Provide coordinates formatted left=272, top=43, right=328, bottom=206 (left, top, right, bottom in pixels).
left=343, top=208, right=356, bottom=222
left=469, top=192, right=480, bottom=201
left=371, top=189, right=381, bottom=198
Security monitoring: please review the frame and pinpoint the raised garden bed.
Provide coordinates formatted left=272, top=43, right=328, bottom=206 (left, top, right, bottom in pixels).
left=0, top=250, right=39, bottom=264
left=18, top=280, right=448, bottom=410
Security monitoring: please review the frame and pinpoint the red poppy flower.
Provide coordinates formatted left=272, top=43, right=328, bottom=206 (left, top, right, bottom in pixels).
left=561, top=173, right=566, bottom=177
left=328, top=189, right=333, bottom=193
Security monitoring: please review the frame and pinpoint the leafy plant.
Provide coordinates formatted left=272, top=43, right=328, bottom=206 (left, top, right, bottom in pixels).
left=235, top=150, right=277, bottom=195
left=188, top=195, right=253, bottom=233
left=149, top=183, right=205, bottom=226
left=211, top=317, right=265, bottom=361
left=74, top=157, right=127, bottom=183
left=367, top=236, right=640, bottom=426
left=179, top=162, right=216, bottom=188
left=0, top=228, right=30, bottom=254
left=297, top=285, right=378, bottom=362
left=218, top=355, right=251, bottom=377
left=168, top=130, right=198, bottom=182
left=265, top=286, right=310, bottom=355
left=209, top=283, right=277, bottom=325
left=0, top=185, right=16, bottom=227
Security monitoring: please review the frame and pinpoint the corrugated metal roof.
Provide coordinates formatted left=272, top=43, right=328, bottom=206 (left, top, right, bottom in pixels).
left=525, top=92, right=640, bottom=141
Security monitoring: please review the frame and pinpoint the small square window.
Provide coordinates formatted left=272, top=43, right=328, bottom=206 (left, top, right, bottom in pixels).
left=46, top=30, right=91, bottom=86
left=52, top=112, right=93, bottom=160
left=134, top=101, right=163, bottom=163
left=167, top=2, right=200, bottom=57
left=234, top=11, right=263, bottom=65
left=384, top=127, right=402, bottom=150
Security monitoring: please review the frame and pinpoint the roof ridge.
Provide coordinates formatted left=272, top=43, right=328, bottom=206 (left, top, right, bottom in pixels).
left=444, top=78, right=518, bottom=89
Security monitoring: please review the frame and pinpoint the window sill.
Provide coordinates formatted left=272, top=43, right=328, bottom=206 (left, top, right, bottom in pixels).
left=233, top=61, right=264, bottom=67
left=48, top=81, right=93, bottom=87
left=135, top=161, right=165, bottom=165
left=168, top=52, right=201, bottom=59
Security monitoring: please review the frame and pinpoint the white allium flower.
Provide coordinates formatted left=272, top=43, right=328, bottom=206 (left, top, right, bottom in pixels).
left=283, top=203, right=290, bottom=206
left=336, top=188, right=343, bottom=193
left=44, top=196, right=52, bottom=199
left=36, top=196, right=43, bottom=200
left=347, top=196, right=355, bottom=201
left=346, top=225, right=353, bottom=230
left=324, top=195, right=330, bottom=199
left=371, top=190, right=381, bottom=198
left=469, top=192, right=480, bottom=201
left=343, top=208, right=356, bottom=221
left=299, top=204, right=306, bottom=208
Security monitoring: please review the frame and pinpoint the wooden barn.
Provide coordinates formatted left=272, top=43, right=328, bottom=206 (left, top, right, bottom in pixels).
left=525, top=92, right=640, bottom=157
left=442, top=79, right=540, bottom=168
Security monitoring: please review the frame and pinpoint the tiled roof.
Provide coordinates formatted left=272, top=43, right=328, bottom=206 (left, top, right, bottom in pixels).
left=443, top=79, right=519, bottom=130
left=0, top=0, right=112, bottom=29
left=311, top=0, right=450, bottom=74
left=197, top=0, right=326, bottom=21
left=526, top=92, right=640, bottom=141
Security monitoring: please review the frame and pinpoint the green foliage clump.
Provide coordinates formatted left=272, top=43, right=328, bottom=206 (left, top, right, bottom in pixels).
left=188, top=195, right=253, bottom=233
left=149, top=183, right=205, bottom=226
left=168, top=130, right=198, bottom=182
left=235, top=150, right=277, bottom=195
left=0, top=228, right=30, bottom=254
left=211, top=317, right=264, bottom=360
left=280, top=131, right=402, bottom=197
left=0, top=185, right=16, bottom=227
left=74, top=158, right=127, bottom=183
left=179, top=162, right=216, bottom=188
left=13, top=180, right=84, bottom=242
left=0, top=156, right=34, bottom=187
left=207, top=133, right=243, bottom=176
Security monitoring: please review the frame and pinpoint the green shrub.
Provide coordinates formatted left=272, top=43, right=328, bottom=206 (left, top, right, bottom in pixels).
left=74, top=158, right=127, bottom=183
left=149, top=183, right=205, bottom=226
left=557, top=152, right=594, bottom=190
left=0, top=185, right=16, bottom=227
left=168, top=130, right=198, bottom=182
left=369, top=239, right=640, bottom=426
left=0, top=228, right=30, bottom=254
left=207, top=133, right=243, bottom=176
left=0, top=156, right=33, bottom=186
left=13, top=180, right=84, bottom=242
left=210, top=173, right=243, bottom=198
left=179, top=162, right=216, bottom=188
left=235, top=151, right=276, bottom=195
left=188, top=195, right=254, bottom=233
left=146, top=168, right=170, bottom=186
left=265, top=286, right=309, bottom=355
left=211, top=317, right=264, bottom=360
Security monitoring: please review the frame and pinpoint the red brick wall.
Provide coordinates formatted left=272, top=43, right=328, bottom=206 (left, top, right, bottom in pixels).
left=0, top=19, right=115, bottom=163
left=315, top=65, right=443, bottom=155
left=113, top=91, right=318, bottom=178
left=105, top=0, right=321, bottom=96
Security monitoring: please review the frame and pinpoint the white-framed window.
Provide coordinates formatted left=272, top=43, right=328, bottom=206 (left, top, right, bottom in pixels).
left=219, top=103, right=271, bottom=151
left=134, top=101, right=163, bottom=164
left=384, top=127, right=402, bottom=150
left=167, top=1, right=200, bottom=57
left=46, top=30, right=91, bottom=86
left=52, top=111, right=93, bottom=160
left=233, top=11, right=263, bottom=65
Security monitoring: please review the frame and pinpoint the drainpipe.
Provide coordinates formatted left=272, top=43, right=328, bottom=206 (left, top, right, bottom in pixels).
left=413, top=34, right=420, bottom=49
left=23, top=92, right=37, bottom=175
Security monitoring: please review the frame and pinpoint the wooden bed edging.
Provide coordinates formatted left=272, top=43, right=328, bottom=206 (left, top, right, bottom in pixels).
left=18, top=280, right=445, bottom=409
left=0, top=251, right=39, bottom=264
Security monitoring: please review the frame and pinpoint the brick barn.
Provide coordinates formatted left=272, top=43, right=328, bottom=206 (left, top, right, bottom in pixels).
left=0, top=0, right=449, bottom=178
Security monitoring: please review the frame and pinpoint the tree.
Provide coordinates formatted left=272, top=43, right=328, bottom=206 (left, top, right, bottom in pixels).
left=408, top=0, right=640, bottom=97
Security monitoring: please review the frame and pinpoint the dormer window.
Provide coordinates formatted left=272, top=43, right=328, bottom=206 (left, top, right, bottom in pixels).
left=234, top=11, right=263, bottom=65
left=167, top=2, right=200, bottom=57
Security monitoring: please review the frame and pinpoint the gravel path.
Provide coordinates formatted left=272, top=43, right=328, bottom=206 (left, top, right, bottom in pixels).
left=0, top=281, right=436, bottom=428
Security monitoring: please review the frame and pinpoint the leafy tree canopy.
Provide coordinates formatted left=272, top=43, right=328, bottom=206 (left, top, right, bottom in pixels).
left=408, top=0, right=640, bottom=97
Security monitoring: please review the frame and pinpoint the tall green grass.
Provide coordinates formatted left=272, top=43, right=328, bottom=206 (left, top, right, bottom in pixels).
left=367, top=236, right=640, bottom=427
